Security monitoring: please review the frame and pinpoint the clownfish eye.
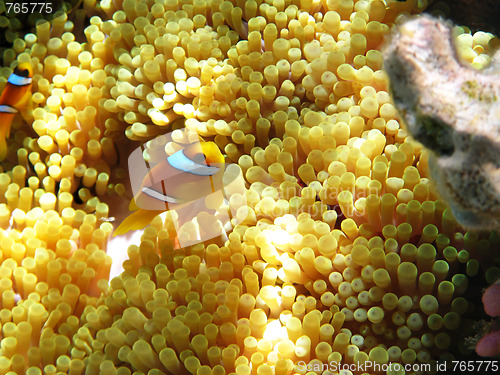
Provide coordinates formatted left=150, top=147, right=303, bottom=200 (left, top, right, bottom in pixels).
left=178, top=141, right=224, bottom=170
left=190, top=152, right=207, bottom=165
left=168, top=148, right=220, bottom=176
left=14, top=67, right=30, bottom=77
left=183, top=143, right=208, bottom=165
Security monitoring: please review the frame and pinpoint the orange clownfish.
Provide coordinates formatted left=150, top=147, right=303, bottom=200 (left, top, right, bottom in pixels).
left=113, top=141, right=225, bottom=236
left=0, top=62, right=33, bottom=161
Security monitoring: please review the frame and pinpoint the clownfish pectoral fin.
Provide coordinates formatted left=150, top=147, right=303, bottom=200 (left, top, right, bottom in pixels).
left=0, top=104, right=17, bottom=131
left=0, top=137, right=7, bottom=161
left=112, top=209, right=164, bottom=237
left=129, top=197, right=139, bottom=211
left=16, top=89, right=32, bottom=112
left=0, top=114, right=14, bottom=161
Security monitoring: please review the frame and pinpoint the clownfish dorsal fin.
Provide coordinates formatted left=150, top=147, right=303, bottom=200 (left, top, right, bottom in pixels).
left=199, top=142, right=225, bottom=165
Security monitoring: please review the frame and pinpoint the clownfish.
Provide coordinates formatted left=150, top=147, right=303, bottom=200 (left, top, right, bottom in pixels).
left=0, top=62, right=33, bottom=161
left=113, top=141, right=225, bottom=236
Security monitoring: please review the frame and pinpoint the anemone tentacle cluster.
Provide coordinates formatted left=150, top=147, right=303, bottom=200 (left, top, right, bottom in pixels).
left=0, top=0, right=499, bottom=374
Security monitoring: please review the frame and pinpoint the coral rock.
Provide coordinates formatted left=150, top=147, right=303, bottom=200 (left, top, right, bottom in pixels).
left=476, top=330, right=500, bottom=357
left=383, top=15, right=500, bottom=229
left=483, top=282, right=500, bottom=317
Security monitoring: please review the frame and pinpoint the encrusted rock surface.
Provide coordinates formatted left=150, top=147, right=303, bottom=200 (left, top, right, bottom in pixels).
left=384, top=15, right=500, bottom=230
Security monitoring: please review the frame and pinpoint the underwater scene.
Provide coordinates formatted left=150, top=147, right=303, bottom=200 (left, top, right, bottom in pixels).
left=0, top=0, right=499, bottom=374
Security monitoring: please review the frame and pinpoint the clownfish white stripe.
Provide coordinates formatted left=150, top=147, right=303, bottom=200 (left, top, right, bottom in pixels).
left=0, top=105, right=18, bottom=114
left=7, top=73, right=32, bottom=86
left=141, top=186, right=183, bottom=203
left=168, top=149, right=220, bottom=176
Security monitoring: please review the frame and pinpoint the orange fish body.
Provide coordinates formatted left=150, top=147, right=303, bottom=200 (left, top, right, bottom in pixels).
left=0, top=62, right=33, bottom=160
left=113, top=141, right=225, bottom=236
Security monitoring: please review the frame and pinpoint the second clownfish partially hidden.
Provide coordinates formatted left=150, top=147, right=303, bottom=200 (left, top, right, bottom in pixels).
left=113, top=141, right=225, bottom=236
left=0, top=62, right=33, bottom=161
